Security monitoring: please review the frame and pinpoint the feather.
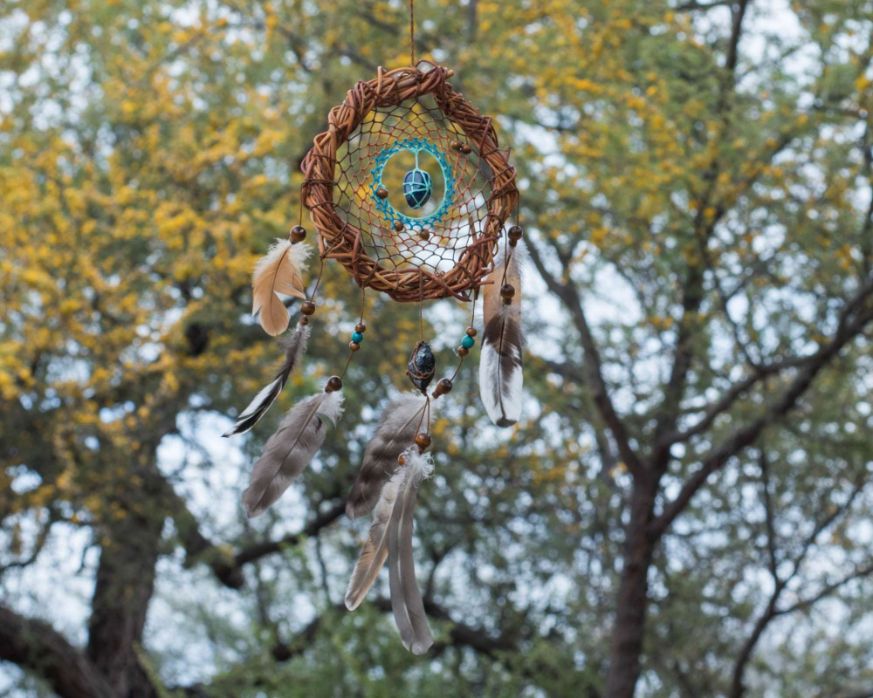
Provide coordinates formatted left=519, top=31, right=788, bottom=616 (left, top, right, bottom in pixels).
left=344, top=465, right=405, bottom=610
left=387, top=449, right=434, bottom=655
left=242, top=389, right=343, bottom=517
left=479, top=246, right=524, bottom=427
left=252, top=240, right=310, bottom=336
left=345, top=393, right=428, bottom=519
left=223, top=323, right=311, bottom=437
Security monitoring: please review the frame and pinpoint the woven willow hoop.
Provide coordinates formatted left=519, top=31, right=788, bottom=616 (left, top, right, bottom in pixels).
left=300, top=63, right=519, bottom=302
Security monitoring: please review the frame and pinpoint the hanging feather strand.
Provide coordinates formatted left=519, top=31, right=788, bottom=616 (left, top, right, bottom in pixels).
left=345, top=393, right=428, bottom=518
left=252, top=240, right=310, bottom=336
left=387, top=449, right=434, bottom=655
left=223, top=323, right=311, bottom=437
left=344, top=464, right=405, bottom=610
left=479, top=247, right=524, bottom=427
left=242, top=389, right=344, bottom=517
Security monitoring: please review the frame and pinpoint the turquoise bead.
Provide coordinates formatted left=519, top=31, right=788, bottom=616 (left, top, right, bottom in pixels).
left=461, top=334, right=475, bottom=349
left=351, top=331, right=364, bottom=344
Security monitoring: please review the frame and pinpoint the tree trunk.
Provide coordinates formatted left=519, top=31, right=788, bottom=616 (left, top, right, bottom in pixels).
left=604, top=476, right=657, bottom=698
left=87, top=495, right=163, bottom=698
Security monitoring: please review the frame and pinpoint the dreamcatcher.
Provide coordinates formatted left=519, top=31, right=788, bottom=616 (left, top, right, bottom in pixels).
left=224, top=23, right=524, bottom=654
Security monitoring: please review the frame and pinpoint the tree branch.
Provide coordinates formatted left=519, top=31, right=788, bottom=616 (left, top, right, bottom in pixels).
left=651, top=275, right=873, bottom=538
left=526, top=239, right=644, bottom=475
left=0, top=605, right=114, bottom=698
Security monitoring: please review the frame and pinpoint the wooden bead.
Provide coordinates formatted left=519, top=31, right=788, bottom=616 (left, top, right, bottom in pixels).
left=301, top=301, right=316, bottom=316
left=459, top=143, right=472, bottom=154
left=376, top=187, right=389, bottom=199
left=418, top=229, right=430, bottom=241
left=508, top=225, right=523, bottom=244
left=349, top=341, right=360, bottom=351
left=465, top=326, right=477, bottom=337
left=355, top=322, right=367, bottom=333
left=325, top=375, right=343, bottom=392
left=432, top=377, right=453, bottom=398
left=500, top=284, right=515, bottom=303
left=290, top=225, right=306, bottom=243
left=414, top=432, right=432, bottom=450
left=457, top=346, right=469, bottom=357
left=393, top=221, right=404, bottom=232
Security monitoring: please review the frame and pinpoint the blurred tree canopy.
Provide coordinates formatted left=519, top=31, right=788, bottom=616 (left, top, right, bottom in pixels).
left=2, top=0, right=873, bottom=696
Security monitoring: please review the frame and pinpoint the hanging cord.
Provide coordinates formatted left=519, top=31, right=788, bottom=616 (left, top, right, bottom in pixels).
left=414, top=395, right=431, bottom=436
left=498, top=198, right=522, bottom=288
left=340, top=286, right=368, bottom=379
left=418, top=271, right=424, bottom=341
left=409, top=0, right=416, bottom=66
left=448, top=292, right=478, bottom=382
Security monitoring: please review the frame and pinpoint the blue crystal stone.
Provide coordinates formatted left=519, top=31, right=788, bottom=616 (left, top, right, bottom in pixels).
left=403, top=168, right=432, bottom=209
left=407, top=341, right=435, bottom=392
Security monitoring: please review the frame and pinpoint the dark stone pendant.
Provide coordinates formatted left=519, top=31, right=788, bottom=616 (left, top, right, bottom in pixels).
left=407, top=341, right=436, bottom=393
left=403, top=168, right=432, bottom=209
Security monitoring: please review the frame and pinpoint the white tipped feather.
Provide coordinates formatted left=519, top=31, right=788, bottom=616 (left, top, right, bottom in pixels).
left=252, top=240, right=310, bottom=336
left=242, top=389, right=343, bottom=517
left=479, top=246, right=524, bottom=427
left=223, top=324, right=311, bottom=437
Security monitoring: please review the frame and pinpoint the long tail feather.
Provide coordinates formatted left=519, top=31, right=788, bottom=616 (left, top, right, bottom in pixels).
left=344, top=465, right=405, bottom=610
left=252, top=240, right=310, bottom=336
left=387, top=449, right=434, bottom=655
left=242, top=389, right=343, bottom=517
left=345, top=393, right=428, bottom=518
left=223, top=323, right=311, bottom=437
left=479, top=247, right=524, bottom=427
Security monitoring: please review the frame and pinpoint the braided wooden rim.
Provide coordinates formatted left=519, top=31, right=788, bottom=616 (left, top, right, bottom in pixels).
left=300, top=63, right=519, bottom=302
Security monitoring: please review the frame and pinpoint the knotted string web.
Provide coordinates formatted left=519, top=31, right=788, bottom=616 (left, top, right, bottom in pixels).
left=332, top=94, right=494, bottom=277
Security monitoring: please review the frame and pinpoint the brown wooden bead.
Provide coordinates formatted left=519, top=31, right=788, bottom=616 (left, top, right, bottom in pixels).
left=465, top=326, right=477, bottom=337
left=508, top=225, right=523, bottom=243
left=432, top=377, right=453, bottom=398
left=414, top=432, right=432, bottom=450
left=354, top=322, right=366, bottom=333
left=349, top=341, right=360, bottom=351
left=325, top=375, right=343, bottom=392
left=500, top=284, right=515, bottom=303
left=290, top=225, right=306, bottom=243
left=301, top=301, right=316, bottom=316
left=376, top=187, right=389, bottom=199
left=393, top=221, right=404, bottom=232
left=457, top=346, right=469, bottom=357
left=451, top=141, right=463, bottom=152
left=418, top=229, right=430, bottom=241
left=459, top=143, right=472, bottom=154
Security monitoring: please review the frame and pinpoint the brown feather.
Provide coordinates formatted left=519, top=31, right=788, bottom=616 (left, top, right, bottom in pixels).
left=344, top=466, right=404, bottom=610
left=251, top=240, right=310, bottom=336
left=387, top=450, right=434, bottom=655
left=345, top=393, right=428, bottom=518
left=242, top=389, right=343, bottom=517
